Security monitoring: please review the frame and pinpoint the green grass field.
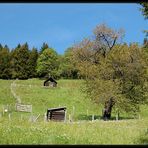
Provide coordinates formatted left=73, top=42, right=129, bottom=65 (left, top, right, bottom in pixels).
left=0, top=79, right=148, bottom=144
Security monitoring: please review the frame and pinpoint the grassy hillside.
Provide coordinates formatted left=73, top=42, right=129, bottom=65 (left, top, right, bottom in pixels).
left=0, top=79, right=148, bottom=144
left=0, top=79, right=101, bottom=119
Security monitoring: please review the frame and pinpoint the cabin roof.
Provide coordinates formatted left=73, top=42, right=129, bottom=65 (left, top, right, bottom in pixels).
left=44, top=77, right=57, bottom=86
left=48, top=77, right=57, bottom=84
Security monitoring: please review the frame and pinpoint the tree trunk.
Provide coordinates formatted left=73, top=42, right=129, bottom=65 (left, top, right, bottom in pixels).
left=102, top=97, right=115, bottom=121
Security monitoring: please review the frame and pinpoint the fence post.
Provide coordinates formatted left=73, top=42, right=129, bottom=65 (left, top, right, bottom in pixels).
left=87, top=109, right=88, bottom=116
left=116, top=114, right=118, bottom=121
left=72, top=106, right=75, bottom=121
left=69, top=114, right=71, bottom=122
left=44, top=113, right=47, bottom=122
left=64, top=110, right=67, bottom=123
left=92, top=114, right=94, bottom=121
left=8, top=113, right=11, bottom=121
left=2, top=106, right=4, bottom=115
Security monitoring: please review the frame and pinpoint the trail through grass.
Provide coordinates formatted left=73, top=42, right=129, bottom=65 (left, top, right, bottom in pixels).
left=0, top=79, right=148, bottom=144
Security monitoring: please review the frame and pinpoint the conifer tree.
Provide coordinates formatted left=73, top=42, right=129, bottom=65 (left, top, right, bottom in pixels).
left=11, top=43, right=30, bottom=79
left=39, top=42, right=49, bottom=54
left=28, top=47, right=39, bottom=78
left=36, top=48, right=59, bottom=78
left=0, top=45, right=11, bottom=79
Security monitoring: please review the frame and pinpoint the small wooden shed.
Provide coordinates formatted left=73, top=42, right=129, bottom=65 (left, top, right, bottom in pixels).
left=44, top=77, right=57, bottom=87
left=46, top=107, right=66, bottom=121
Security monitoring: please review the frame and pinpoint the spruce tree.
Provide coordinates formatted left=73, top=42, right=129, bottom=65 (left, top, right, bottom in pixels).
left=11, top=43, right=30, bottom=79
left=28, top=47, right=39, bottom=78
left=39, top=42, right=49, bottom=54
left=0, top=45, right=11, bottom=79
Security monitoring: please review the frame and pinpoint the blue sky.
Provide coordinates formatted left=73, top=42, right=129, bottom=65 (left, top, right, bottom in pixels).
left=0, top=3, right=147, bottom=54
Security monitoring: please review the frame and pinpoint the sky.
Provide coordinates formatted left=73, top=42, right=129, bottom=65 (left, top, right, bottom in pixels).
left=0, top=3, right=147, bottom=54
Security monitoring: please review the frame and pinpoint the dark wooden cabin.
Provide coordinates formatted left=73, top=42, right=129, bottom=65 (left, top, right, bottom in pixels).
left=44, top=77, right=57, bottom=87
left=46, top=107, right=66, bottom=121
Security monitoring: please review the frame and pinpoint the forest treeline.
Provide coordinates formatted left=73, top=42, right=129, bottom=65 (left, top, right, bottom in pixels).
left=0, top=38, right=147, bottom=80
left=0, top=42, right=79, bottom=80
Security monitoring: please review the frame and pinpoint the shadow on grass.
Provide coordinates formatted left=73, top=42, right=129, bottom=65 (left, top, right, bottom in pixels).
left=77, top=114, right=102, bottom=121
left=77, top=114, right=135, bottom=121
left=138, top=137, right=148, bottom=144
left=135, top=129, right=148, bottom=144
left=117, top=116, right=135, bottom=120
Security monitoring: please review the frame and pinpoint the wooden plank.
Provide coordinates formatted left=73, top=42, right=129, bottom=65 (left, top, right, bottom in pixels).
left=47, top=107, right=66, bottom=112
left=51, top=116, right=65, bottom=120
left=51, top=114, right=65, bottom=117
left=52, top=113, right=65, bottom=116
left=47, top=107, right=66, bottom=121
left=52, top=111, right=64, bottom=113
left=51, top=118, right=65, bottom=120
left=50, top=112, right=65, bottom=120
left=52, top=112, right=65, bottom=116
left=51, top=115, right=65, bottom=118
left=52, top=114, right=64, bottom=116
left=52, top=116, right=65, bottom=119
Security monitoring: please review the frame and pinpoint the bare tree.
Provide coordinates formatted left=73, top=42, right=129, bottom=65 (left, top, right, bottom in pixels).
left=93, top=23, right=124, bottom=58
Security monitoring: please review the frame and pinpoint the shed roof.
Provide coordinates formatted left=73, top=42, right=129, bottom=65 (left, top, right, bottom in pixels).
left=47, top=77, right=57, bottom=84
left=47, top=107, right=66, bottom=112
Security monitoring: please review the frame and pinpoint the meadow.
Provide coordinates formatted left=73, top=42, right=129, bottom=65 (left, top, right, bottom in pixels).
left=0, top=79, right=148, bottom=144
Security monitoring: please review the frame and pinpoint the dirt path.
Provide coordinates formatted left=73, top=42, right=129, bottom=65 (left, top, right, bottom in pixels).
left=10, top=80, right=21, bottom=104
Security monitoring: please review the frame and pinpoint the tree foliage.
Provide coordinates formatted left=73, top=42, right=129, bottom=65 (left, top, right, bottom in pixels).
left=140, top=2, right=148, bottom=20
left=72, top=23, right=148, bottom=117
left=36, top=48, right=59, bottom=78
left=39, top=42, right=49, bottom=54
left=28, top=47, right=39, bottom=78
left=140, top=3, right=148, bottom=42
left=58, top=47, right=79, bottom=79
left=0, top=42, right=79, bottom=80
left=0, top=45, right=11, bottom=79
left=10, top=43, right=30, bottom=79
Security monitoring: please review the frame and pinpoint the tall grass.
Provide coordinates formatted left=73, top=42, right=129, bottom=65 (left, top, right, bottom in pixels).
left=0, top=118, right=147, bottom=144
left=4, top=79, right=101, bottom=119
left=0, top=79, right=148, bottom=144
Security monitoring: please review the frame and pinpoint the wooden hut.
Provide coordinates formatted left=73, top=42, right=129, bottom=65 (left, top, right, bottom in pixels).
left=46, top=107, right=66, bottom=121
left=44, top=77, right=57, bottom=87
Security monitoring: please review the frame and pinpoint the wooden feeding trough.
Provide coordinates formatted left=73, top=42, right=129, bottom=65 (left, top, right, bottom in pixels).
left=44, top=77, right=57, bottom=87
left=46, top=107, right=66, bottom=121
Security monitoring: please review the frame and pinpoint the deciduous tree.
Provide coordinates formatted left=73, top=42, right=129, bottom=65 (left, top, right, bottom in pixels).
left=58, top=47, right=79, bottom=79
left=72, top=24, right=147, bottom=120
left=36, top=48, right=59, bottom=78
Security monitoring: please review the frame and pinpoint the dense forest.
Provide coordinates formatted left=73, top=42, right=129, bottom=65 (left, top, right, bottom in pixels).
left=0, top=37, right=147, bottom=80
left=0, top=42, right=79, bottom=80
